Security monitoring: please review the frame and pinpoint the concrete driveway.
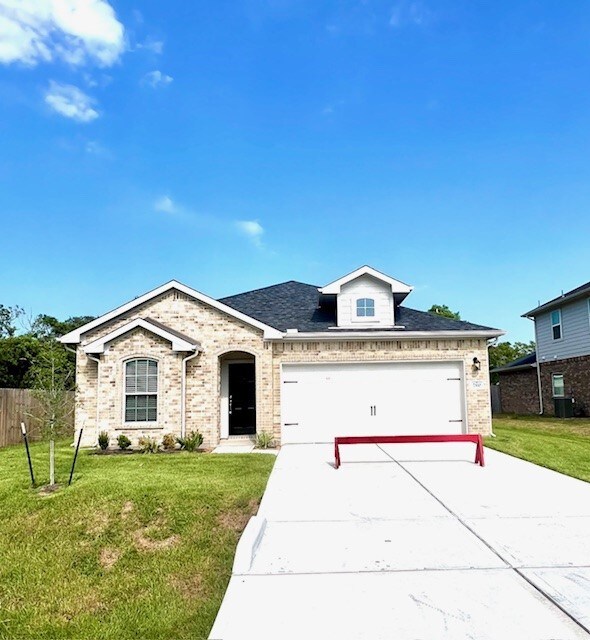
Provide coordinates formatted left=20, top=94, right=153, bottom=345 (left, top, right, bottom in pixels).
left=209, top=442, right=590, bottom=639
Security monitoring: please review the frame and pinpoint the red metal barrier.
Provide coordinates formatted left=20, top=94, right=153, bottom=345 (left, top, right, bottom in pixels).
left=334, top=434, right=485, bottom=469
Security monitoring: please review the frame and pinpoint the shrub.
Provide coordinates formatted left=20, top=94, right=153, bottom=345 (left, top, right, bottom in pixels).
left=117, top=434, right=132, bottom=450
left=138, top=436, right=159, bottom=454
left=176, top=430, right=203, bottom=452
left=255, top=431, right=275, bottom=449
left=162, top=433, right=177, bottom=450
left=98, top=431, right=109, bottom=450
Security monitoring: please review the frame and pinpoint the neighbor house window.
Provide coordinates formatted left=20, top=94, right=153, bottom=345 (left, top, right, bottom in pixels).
left=552, top=374, right=565, bottom=398
left=125, top=359, right=158, bottom=422
left=551, top=309, right=562, bottom=340
left=356, top=298, right=375, bottom=317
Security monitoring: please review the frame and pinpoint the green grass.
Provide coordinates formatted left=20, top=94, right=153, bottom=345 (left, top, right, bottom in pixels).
left=0, top=441, right=275, bottom=640
left=487, top=415, right=590, bottom=482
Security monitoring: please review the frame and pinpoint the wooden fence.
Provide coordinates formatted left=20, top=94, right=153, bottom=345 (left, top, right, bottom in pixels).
left=0, top=388, right=75, bottom=448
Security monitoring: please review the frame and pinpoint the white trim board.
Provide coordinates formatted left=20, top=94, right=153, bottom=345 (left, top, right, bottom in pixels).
left=319, top=265, right=413, bottom=295
left=59, top=280, right=283, bottom=344
left=83, top=318, right=201, bottom=354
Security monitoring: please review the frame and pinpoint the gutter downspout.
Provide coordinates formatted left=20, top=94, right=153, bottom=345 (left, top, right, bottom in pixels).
left=181, top=351, right=200, bottom=439
left=487, top=338, right=498, bottom=437
left=85, top=352, right=101, bottom=437
left=527, top=315, right=544, bottom=415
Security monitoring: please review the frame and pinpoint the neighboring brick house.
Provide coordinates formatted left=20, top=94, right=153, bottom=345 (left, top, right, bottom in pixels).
left=490, top=353, right=539, bottom=414
left=493, top=280, right=590, bottom=416
left=60, top=266, right=503, bottom=448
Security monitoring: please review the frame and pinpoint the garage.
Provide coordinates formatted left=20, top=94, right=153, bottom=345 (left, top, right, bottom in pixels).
left=281, top=362, right=465, bottom=444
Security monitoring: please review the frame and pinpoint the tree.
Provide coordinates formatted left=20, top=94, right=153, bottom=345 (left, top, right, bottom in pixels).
left=0, top=335, right=42, bottom=388
left=0, top=305, right=24, bottom=338
left=28, top=340, right=75, bottom=486
left=428, top=304, right=461, bottom=320
left=0, top=314, right=95, bottom=389
left=30, top=315, right=95, bottom=340
left=489, top=340, right=536, bottom=383
left=489, top=340, right=535, bottom=370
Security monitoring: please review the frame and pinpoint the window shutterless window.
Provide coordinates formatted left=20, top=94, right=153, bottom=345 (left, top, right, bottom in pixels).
left=552, top=373, right=565, bottom=398
left=356, top=298, right=375, bottom=317
left=551, top=309, right=562, bottom=340
left=125, top=359, right=157, bottom=422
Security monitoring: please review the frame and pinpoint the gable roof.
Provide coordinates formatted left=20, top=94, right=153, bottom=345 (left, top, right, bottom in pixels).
left=59, top=280, right=283, bottom=344
left=490, top=351, right=537, bottom=374
left=83, top=318, right=201, bottom=354
left=220, top=281, right=502, bottom=336
left=319, top=265, right=413, bottom=297
left=523, top=280, right=590, bottom=317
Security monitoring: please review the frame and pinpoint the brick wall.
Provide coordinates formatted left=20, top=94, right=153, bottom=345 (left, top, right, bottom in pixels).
left=74, top=289, right=494, bottom=446
left=496, top=369, right=540, bottom=414
left=540, top=355, right=590, bottom=417
left=271, top=338, right=493, bottom=436
left=75, top=290, right=273, bottom=448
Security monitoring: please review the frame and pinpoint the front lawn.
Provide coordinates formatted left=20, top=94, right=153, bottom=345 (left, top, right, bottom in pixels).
left=0, top=441, right=275, bottom=640
left=487, top=415, right=590, bottom=482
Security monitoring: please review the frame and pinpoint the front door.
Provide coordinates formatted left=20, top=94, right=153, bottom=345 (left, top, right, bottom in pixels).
left=228, top=363, right=256, bottom=436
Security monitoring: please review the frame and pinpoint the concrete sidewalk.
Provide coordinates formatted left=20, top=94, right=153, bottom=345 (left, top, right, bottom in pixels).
left=209, top=442, right=590, bottom=639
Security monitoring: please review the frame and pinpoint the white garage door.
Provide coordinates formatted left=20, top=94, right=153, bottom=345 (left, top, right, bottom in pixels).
left=281, top=362, right=465, bottom=444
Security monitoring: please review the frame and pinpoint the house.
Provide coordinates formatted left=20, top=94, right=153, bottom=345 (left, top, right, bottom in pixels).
left=490, top=352, right=539, bottom=414
left=59, top=266, right=503, bottom=448
left=512, top=282, right=590, bottom=415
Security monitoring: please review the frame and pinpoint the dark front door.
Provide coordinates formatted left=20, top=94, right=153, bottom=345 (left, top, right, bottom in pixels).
left=228, top=362, right=256, bottom=435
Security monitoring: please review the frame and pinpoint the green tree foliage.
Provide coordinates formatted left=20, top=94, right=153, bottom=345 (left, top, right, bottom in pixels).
left=0, top=305, right=24, bottom=338
left=428, top=304, right=461, bottom=320
left=30, top=315, right=95, bottom=340
left=0, top=311, right=94, bottom=388
left=489, top=340, right=536, bottom=383
left=0, top=336, right=42, bottom=388
left=489, top=340, right=536, bottom=370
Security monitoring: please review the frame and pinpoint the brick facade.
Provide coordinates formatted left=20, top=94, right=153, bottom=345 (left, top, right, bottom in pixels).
left=539, top=355, right=590, bottom=417
left=272, top=339, right=492, bottom=436
left=496, top=369, right=540, bottom=414
left=74, top=291, right=494, bottom=447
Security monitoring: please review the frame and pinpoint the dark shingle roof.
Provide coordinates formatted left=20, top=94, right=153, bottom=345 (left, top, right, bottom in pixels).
left=523, top=280, right=590, bottom=317
left=490, top=351, right=537, bottom=374
left=219, top=281, right=499, bottom=334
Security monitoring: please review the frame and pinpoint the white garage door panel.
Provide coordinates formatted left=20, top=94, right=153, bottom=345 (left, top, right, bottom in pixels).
left=281, top=362, right=464, bottom=444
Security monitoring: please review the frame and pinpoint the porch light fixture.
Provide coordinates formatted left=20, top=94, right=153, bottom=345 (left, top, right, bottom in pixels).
left=472, top=357, right=481, bottom=372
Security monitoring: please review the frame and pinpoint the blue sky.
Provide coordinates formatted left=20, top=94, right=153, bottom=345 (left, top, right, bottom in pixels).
left=1, top=1, right=590, bottom=342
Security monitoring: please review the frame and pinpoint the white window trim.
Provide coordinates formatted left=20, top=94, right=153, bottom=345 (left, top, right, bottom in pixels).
left=551, top=308, right=563, bottom=341
left=356, top=297, right=376, bottom=317
left=551, top=373, right=565, bottom=398
left=123, top=357, right=159, bottom=424
left=351, top=297, right=379, bottom=324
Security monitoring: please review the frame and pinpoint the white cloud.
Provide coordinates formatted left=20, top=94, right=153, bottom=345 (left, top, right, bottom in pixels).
left=390, top=1, right=432, bottom=28
left=0, top=0, right=125, bottom=67
left=236, top=220, right=264, bottom=247
left=142, top=69, right=173, bottom=88
left=137, top=38, right=163, bottom=54
left=44, top=81, right=98, bottom=122
left=154, top=195, right=177, bottom=214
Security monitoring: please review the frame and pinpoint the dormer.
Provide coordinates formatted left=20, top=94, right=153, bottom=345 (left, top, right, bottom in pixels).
left=319, top=266, right=413, bottom=329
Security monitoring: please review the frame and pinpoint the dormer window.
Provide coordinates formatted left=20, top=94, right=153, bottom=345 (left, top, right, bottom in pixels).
left=356, top=298, right=375, bottom=318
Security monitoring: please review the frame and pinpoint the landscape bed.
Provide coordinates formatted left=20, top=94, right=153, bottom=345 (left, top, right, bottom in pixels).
left=0, top=440, right=275, bottom=640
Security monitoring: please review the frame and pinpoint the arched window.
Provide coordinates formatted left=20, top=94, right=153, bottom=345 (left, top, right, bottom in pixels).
left=125, top=359, right=158, bottom=422
left=356, top=298, right=375, bottom=318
